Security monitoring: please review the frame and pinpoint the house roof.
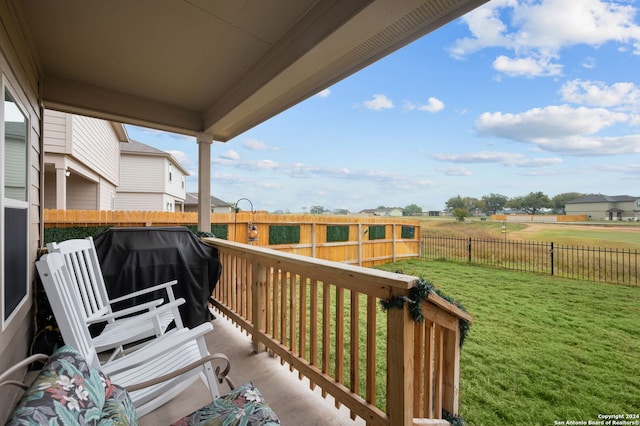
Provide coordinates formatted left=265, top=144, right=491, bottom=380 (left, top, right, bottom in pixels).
left=185, top=193, right=233, bottom=208
left=120, top=140, right=190, bottom=175
left=13, top=0, right=487, bottom=141
left=566, top=194, right=639, bottom=204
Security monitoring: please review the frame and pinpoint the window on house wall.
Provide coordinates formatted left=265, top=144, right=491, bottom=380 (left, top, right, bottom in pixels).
left=2, top=85, right=29, bottom=328
left=168, top=163, right=173, bottom=182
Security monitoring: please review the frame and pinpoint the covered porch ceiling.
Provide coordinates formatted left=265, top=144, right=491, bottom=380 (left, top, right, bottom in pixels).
left=12, top=0, right=487, bottom=142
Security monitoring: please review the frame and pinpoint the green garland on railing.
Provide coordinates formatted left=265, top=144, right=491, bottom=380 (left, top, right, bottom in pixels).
left=380, top=275, right=471, bottom=347
left=443, top=410, right=466, bottom=426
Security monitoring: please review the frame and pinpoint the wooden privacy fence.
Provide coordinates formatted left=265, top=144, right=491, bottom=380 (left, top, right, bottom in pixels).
left=204, top=237, right=472, bottom=426
left=44, top=209, right=421, bottom=267
left=421, top=235, right=639, bottom=286
left=490, top=214, right=589, bottom=222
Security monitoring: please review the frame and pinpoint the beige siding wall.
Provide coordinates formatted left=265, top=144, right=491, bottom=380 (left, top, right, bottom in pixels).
left=99, top=179, right=117, bottom=210
left=0, top=2, right=43, bottom=422
left=165, top=158, right=187, bottom=199
left=66, top=174, right=97, bottom=210
left=115, top=192, right=164, bottom=211
left=118, top=155, right=164, bottom=192
left=42, top=109, right=70, bottom=154
left=566, top=202, right=611, bottom=218
left=71, top=114, right=120, bottom=186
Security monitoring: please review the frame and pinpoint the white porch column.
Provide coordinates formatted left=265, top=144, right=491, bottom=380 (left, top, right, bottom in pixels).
left=55, top=167, right=67, bottom=210
left=197, top=133, right=213, bottom=233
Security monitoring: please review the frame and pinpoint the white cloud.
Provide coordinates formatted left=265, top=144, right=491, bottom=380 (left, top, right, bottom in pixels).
left=316, top=88, right=331, bottom=97
left=212, top=155, right=435, bottom=191
left=581, top=57, right=596, bottom=69
left=493, top=55, right=562, bottom=77
left=474, top=103, right=640, bottom=155
left=242, top=138, right=276, bottom=151
left=560, top=79, right=640, bottom=110
left=219, top=150, right=240, bottom=160
left=475, top=105, right=629, bottom=141
left=439, top=166, right=473, bottom=176
left=404, top=97, right=445, bottom=113
left=363, top=94, right=394, bottom=111
left=432, top=151, right=562, bottom=167
left=450, top=0, right=640, bottom=77
left=600, top=163, right=640, bottom=175
left=533, top=135, right=640, bottom=155
left=420, top=97, right=445, bottom=113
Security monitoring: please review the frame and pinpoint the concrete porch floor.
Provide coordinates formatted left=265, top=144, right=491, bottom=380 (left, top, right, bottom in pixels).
left=139, top=312, right=367, bottom=425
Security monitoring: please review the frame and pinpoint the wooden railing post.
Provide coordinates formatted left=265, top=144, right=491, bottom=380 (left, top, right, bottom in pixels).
left=252, top=260, right=267, bottom=353
left=387, top=291, right=415, bottom=426
left=442, top=323, right=461, bottom=416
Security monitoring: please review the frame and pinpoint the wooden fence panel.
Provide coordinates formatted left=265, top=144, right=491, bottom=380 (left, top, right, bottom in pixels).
left=44, top=209, right=421, bottom=267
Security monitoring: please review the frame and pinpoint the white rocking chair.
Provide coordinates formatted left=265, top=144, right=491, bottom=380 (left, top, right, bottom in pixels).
left=36, top=252, right=230, bottom=417
left=47, top=237, right=185, bottom=361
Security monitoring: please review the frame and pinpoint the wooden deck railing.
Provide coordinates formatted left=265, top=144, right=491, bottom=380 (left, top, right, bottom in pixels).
left=203, top=238, right=472, bottom=426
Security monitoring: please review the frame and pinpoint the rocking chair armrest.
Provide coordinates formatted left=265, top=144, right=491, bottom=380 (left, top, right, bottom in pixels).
left=124, top=352, right=233, bottom=392
left=86, top=298, right=185, bottom=324
left=102, top=323, right=214, bottom=375
left=109, top=280, right=179, bottom=304
left=0, top=354, right=50, bottom=390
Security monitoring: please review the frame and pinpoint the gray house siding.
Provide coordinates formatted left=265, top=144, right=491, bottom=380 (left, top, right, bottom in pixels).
left=0, top=4, right=43, bottom=422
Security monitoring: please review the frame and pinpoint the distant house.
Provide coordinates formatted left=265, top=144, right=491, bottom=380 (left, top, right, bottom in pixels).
left=43, top=110, right=126, bottom=210
left=565, top=194, right=640, bottom=221
left=359, top=207, right=404, bottom=217
left=117, top=140, right=189, bottom=212
left=184, top=193, right=234, bottom=214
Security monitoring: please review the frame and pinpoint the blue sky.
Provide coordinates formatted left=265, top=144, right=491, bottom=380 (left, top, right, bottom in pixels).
left=126, top=0, right=640, bottom=213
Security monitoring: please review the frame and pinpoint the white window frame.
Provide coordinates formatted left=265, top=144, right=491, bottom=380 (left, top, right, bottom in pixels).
left=1, top=77, right=30, bottom=330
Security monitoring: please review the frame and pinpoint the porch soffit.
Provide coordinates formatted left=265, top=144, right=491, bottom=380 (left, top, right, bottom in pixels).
left=12, top=0, right=486, bottom=141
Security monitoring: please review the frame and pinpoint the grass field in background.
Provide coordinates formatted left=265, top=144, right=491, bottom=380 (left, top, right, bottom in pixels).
left=377, top=259, right=640, bottom=426
left=416, top=218, right=640, bottom=250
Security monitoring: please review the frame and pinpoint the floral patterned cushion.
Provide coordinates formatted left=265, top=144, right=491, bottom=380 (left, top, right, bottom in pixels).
left=7, top=345, right=136, bottom=426
left=171, top=381, right=280, bottom=426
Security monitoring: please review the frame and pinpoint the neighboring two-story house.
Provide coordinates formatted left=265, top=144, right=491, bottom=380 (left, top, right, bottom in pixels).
left=43, top=111, right=190, bottom=212
left=117, top=140, right=189, bottom=212
left=42, top=109, right=126, bottom=210
left=565, top=194, right=640, bottom=221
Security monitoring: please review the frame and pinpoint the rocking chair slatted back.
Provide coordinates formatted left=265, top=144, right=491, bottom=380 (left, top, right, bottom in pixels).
left=36, top=253, right=226, bottom=417
left=36, top=253, right=101, bottom=368
left=46, top=237, right=185, bottom=357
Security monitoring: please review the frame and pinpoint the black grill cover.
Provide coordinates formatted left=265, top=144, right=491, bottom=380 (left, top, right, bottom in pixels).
left=93, top=226, right=222, bottom=329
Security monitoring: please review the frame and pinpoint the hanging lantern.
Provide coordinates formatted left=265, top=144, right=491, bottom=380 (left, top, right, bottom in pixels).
left=248, top=223, right=259, bottom=242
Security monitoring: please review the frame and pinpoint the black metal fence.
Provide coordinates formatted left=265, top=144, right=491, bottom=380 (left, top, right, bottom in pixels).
left=421, top=235, right=639, bottom=286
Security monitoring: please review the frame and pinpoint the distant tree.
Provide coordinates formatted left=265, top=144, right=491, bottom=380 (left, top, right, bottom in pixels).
left=453, top=208, right=471, bottom=222
left=377, top=205, right=387, bottom=209
left=507, top=191, right=552, bottom=214
left=309, top=205, right=325, bottom=214
left=552, top=192, right=584, bottom=214
left=445, top=195, right=483, bottom=214
left=333, top=208, right=349, bottom=215
left=403, top=204, right=423, bottom=216
left=445, top=195, right=467, bottom=212
left=481, top=193, right=509, bottom=214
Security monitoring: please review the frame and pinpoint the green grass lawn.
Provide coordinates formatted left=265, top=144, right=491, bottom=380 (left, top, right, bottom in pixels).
left=377, top=259, right=640, bottom=426
left=530, top=227, right=640, bottom=249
